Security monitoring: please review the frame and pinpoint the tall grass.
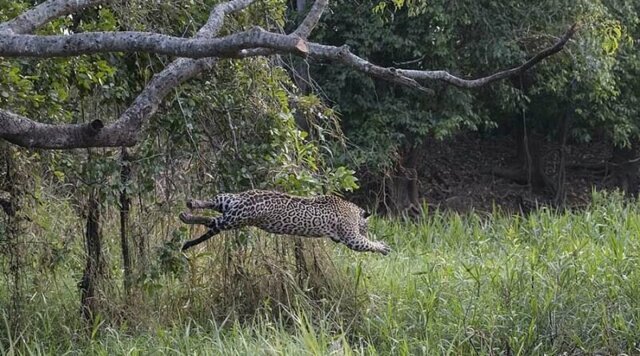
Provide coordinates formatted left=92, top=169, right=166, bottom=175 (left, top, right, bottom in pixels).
left=1, top=191, right=639, bottom=355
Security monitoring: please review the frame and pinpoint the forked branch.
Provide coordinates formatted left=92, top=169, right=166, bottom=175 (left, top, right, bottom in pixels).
left=0, top=0, right=110, bottom=35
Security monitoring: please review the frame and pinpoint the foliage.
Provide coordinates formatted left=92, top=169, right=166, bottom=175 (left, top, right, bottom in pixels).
left=157, top=57, right=358, bottom=197
left=314, top=0, right=482, bottom=172
left=311, top=0, right=637, bottom=177
left=594, top=0, right=640, bottom=146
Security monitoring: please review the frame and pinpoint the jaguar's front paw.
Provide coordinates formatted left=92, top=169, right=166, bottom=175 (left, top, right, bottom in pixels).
left=378, top=242, right=391, bottom=256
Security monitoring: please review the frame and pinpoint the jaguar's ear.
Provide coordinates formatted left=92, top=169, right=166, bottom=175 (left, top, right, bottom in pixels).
left=363, top=210, right=371, bottom=220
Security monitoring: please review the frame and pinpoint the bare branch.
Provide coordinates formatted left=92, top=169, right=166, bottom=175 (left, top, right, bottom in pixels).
left=0, top=58, right=218, bottom=149
left=395, top=24, right=579, bottom=88
left=0, top=108, right=122, bottom=148
left=199, top=0, right=256, bottom=36
left=238, top=0, right=328, bottom=58
left=113, top=57, right=218, bottom=146
left=292, top=0, right=328, bottom=39
left=304, top=43, right=435, bottom=94
left=0, top=28, right=308, bottom=58
left=0, top=0, right=111, bottom=35
left=0, top=24, right=574, bottom=94
left=231, top=11, right=575, bottom=94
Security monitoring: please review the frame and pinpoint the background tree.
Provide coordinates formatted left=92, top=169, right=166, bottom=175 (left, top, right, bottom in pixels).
left=311, top=0, right=622, bottom=213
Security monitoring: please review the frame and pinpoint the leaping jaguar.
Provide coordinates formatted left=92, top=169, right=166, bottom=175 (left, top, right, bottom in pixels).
left=179, top=189, right=390, bottom=255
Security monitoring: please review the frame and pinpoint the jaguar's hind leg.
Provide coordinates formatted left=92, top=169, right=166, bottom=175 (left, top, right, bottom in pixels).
left=179, top=213, right=241, bottom=251
left=186, top=198, right=217, bottom=210
left=179, top=212, right=214, bottom=225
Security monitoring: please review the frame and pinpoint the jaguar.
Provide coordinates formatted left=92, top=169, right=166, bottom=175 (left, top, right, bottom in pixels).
left=179, top=189, right=391, bottom=255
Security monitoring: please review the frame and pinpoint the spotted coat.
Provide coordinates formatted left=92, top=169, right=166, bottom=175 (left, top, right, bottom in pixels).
left=179, top=189, right=390, bottom=255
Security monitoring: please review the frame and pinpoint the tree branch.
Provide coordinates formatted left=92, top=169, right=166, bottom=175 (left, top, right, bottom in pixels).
left=199, top=0, right=255, bottom=36
left=0, top=0, right=111, bottom=35
left=303, top=43, right=435, bottom=94
left=112, top=57, right=219, bottom=147
left=235, top=0, right=327, bottom=59
left=0, top=29, right=308, bottom=58
left=112, top=0, right=259, bottom=147
left=0, top=109, right=123, bottom=148
left=0, top=23, right=576, bottom=94
left=395, top=24, right=578, bottom=88
left=292, top=0, right=328, bottom=39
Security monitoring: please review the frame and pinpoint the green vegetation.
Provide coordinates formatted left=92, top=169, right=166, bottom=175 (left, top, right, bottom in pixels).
left=312, top=0, right=639, bottom=212
left=2, top=0, right=640, bottom=354
left=2, top=192, right=639, bottom=355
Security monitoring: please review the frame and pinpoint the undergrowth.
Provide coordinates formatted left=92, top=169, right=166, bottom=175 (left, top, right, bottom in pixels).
left=1, top=191, right=639, bottom=355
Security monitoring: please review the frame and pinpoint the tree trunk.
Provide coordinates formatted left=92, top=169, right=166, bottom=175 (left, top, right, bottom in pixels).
left=554, top=97, right=574, bottom=206
left=1, top=145, right=24, bottom=335
left=609, top=142, right=640, bottom=196
left=120, top=147, right=132, bottom=296
left=492, top=74, right=555, bottom=197
left=293, top=238, right=308, bottom=284
left=492, top=124, right=555, bottom=195
left=133, top=191, right=147, bottom=276
left=290, top=0, right=311, bottom=132
left=79, top=190, right=102, bottom=322
left=518, top=129, right=548, bottom=191
left=385, top=144, right=422, bottom=216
